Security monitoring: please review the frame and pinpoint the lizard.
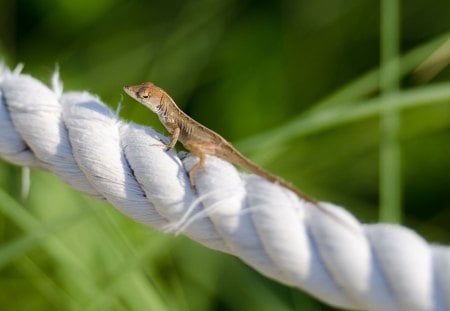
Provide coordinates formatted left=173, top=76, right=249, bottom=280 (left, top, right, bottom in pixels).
left=123, top=82, right=363, bottom=235
left=123, top=82, right=318, bottom=204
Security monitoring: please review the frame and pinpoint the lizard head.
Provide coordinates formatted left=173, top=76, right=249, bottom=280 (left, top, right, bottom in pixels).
left=123, top=82, right=165, bottom=113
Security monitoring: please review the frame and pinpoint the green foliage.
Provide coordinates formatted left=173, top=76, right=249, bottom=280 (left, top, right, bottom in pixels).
left=0, top=0, right=449, bottom=310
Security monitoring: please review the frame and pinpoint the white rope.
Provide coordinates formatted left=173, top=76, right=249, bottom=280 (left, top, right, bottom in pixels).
left=0, top=64, right=448, bottom=311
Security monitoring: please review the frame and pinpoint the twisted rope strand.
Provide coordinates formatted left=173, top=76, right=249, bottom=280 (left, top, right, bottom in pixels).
left=0, top=65, right=448, bottom=311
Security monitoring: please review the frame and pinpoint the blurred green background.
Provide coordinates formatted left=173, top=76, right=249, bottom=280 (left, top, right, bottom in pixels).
left=0, top=0, right=449, bottom=310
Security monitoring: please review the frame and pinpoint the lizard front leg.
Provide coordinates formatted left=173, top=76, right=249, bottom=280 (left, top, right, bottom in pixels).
left=151, top=127, right=180, bottom=150
left=166, top=127, right=180, bottom=150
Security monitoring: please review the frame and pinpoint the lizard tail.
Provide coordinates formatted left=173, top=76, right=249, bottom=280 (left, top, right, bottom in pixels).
left=221, top=148, right=362, bottom=236
left=222, top=148, right=318, bottom=204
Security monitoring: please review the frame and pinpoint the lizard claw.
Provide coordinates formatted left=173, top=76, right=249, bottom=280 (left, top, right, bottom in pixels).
left=189, top=171, right=196, bottom=187
left=150, top=142, right=169, bottom=149
left=150, top=137, right=173, bottom=150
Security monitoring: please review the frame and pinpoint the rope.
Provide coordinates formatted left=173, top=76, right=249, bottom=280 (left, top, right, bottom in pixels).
left=0, top=64, right=448, bottom=311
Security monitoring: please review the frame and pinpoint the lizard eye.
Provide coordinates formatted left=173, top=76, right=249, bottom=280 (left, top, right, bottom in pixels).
left=142, top=95, right=149, bottom=98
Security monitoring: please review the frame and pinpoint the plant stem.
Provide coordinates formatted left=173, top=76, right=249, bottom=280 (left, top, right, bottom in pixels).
left=380, top=0, right=401, bottom=222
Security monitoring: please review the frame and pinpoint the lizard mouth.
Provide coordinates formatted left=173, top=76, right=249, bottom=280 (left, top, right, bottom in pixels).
left=123, top=85, right=138, bottom=98
left=123, top=85, right=132, bottom=93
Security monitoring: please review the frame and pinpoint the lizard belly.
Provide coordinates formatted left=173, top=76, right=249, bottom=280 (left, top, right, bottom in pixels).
left=182, top=135, right=225, bottom=156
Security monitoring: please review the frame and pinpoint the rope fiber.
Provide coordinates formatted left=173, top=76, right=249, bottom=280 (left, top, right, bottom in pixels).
left=0, top=65, right=448, bottom=311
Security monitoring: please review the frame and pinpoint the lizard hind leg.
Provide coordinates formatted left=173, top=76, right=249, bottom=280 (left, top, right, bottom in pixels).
left=183, top=141, right=207, bottom=187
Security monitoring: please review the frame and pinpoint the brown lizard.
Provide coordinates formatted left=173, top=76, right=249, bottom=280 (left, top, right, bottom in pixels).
left=123, top=82, right=318, bottom=203
left=124, top=82, right=361, bottom=234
